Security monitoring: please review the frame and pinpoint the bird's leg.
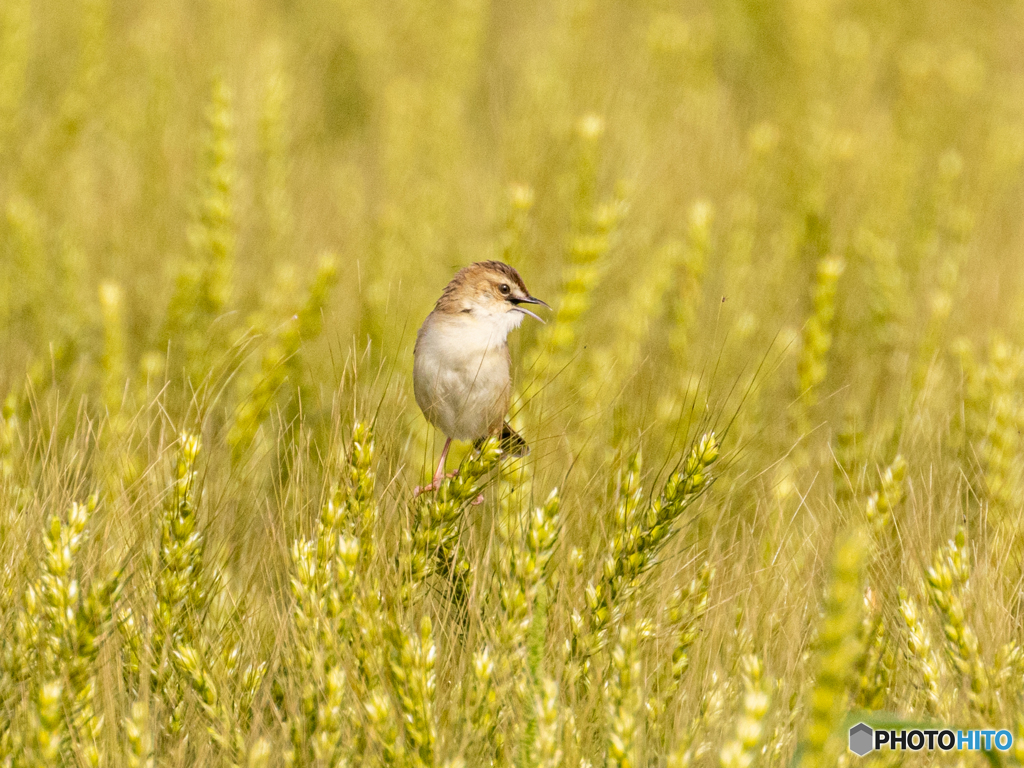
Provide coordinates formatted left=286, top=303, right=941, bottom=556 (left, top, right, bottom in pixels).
left=433, top=437, right=453, bottom=486
left=414, top=437, right=453, bottom=497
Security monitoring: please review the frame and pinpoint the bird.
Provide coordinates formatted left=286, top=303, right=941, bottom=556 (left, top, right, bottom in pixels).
left=413, top=260, right=548, bottom=497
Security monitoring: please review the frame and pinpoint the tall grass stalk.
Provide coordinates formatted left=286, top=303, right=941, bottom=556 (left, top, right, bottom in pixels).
left=4, top=2, right=1024, bottom=765
left=164, top=76, right=237, bottom=384
left=794, top=528, right=869, bottom=768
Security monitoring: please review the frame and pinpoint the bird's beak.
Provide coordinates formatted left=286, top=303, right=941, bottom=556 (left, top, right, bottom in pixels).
left=512, top=295, right=550, bottom=323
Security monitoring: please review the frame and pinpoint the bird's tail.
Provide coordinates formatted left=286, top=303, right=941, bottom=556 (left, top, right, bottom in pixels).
left=478, top=422, right=530, bottom=458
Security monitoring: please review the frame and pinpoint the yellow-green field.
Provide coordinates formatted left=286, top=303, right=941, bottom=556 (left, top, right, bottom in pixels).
left=4, top=0, right=1024, bottom=765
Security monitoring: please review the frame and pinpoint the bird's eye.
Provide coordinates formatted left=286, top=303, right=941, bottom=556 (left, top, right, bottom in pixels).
left=499, top=283, right=511, bottom=295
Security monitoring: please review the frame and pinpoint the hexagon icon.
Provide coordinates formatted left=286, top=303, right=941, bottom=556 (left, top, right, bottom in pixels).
left=849, top=723, right=874, bottom=756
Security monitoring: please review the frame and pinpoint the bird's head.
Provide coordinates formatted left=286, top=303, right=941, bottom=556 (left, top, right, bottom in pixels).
left=435, top=261, right=549, bottom=327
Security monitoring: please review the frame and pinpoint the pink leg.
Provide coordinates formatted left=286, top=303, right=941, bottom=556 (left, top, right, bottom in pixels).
left=415, top=438, right=452, bottom=497
left=433, top=438, right=452, bottom=486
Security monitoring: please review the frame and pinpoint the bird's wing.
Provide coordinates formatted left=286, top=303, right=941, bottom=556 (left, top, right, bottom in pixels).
left=476, top=421, right=530, bottom=458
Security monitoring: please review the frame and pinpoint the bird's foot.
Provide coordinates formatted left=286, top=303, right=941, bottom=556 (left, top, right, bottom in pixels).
left=471, top=493, right=485, bottom=506
left=413, top=481, right=439, bottom=497
left=414, top=472, right=459, bottom=498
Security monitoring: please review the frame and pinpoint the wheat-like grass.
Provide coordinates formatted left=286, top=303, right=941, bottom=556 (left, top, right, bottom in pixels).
left=667, top=202, right=713, bottom=369
left=794, top=255, right=845, bottom=437
left=856, top=229, right=907, bottom=357
left=832, top=405, right=866, bottom=504
left=386, top=615, right=437, bottom=768
left=896, top=588, right=945, bottom=719
left=172, top=643, right=246, bottom=765
left=925, top=528, right=994, bottom=721
left=666, top=673, right=728, bottom=768
left=259, top=42, right=295, bottom=251
left=646, top=562, right=712, bottom=750
left=404, top=437, right=503, bottom=606
left=125, top=700, right=154, bottom=768
left=152, top=434, right=206, bottom=738
left=605, top=623, right=641, bottom=768
left=578, top=434, right=718, bottom=668
left=163, top=76, right=237, bottom=384
left=719, top=654, right=770, bottom=768
left=500, top=183, right=535, bottom=267
left=0, top=496, right=121, bottom=767
left=282, top=423, right=379, bottom=766
left=534, top=676, right=564, bottom=768
left=854, top=588, right=893, bottom=711
left=958, top=337, right=1024, bottom=528
left=528, top=115, right=624, bottom=390
left=794, top=527, right=869, bottom=768
left=228, top=254, right=338, bottom=464
left=864, top=455, right=906, bottom=539
left=6, top=2, right=1024, bottom=766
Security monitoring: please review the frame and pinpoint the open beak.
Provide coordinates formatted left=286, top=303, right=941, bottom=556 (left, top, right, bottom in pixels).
left=511, top=295, right=550, bottom=323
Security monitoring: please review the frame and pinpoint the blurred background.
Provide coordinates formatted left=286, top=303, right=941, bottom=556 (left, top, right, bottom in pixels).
left=4, top=0, right=1023, bottom=455
left=5, top=0, right=1024, bottom=764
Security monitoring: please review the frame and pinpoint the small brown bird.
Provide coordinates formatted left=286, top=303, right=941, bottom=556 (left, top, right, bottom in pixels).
left=413, top=261, right=548, bottom=496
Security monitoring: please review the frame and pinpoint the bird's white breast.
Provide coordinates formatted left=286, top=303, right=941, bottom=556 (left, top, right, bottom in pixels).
left=413, top=311, right=519, bottom=441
